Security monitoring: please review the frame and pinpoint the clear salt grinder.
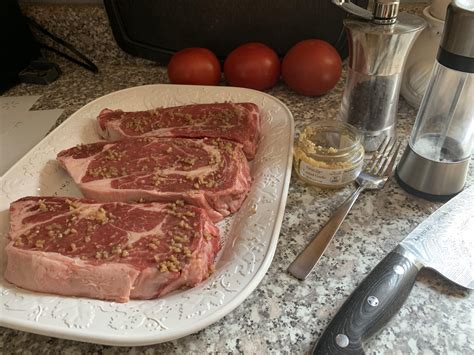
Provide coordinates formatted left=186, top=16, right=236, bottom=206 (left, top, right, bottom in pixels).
left=333, top=0, right=425, bottom=151
left=396, top=0, right=474, bottom=200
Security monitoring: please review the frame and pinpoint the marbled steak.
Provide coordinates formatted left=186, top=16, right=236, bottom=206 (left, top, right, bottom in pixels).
left=4, top=196, right=220, bottom=303
left=97, top=102, right=261, bottom=160
left=57, top=137, right=251, bottom=222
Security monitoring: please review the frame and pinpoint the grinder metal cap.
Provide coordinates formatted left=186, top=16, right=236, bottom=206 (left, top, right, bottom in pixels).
left=437, top=0, right=474, bottom=72
left=373, top=0, right=400, bottom=24
left=331, top=0, right=401, bottom=24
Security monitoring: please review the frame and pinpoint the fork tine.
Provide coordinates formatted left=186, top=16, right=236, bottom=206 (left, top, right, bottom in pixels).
left=367, top=136, right=391, bottom=174
left=380, top=140, right=401, bottom=177
left=365, top=136, right=388, bottom=173
left=372, top=137, right=395, bottom=175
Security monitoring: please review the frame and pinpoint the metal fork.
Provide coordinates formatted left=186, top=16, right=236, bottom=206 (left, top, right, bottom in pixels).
left=288, top=137, right=402, bottom=280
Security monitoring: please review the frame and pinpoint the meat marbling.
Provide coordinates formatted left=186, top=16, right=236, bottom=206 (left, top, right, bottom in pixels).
left=57, top=137, right=252, bottom=222
left=4, top=196, right=220, bottom=303
left=97, top=102, right=261, bottom=159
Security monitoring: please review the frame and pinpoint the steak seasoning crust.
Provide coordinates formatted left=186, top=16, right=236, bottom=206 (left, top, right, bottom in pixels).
left=97, top=102, right=262, bottom=160
left=57, top=137, right=252, bottom=222
left=4, top=196, right=220, bottom=303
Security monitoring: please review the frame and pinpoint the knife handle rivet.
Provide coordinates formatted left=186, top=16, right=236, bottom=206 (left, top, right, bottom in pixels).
left=335, top=334, right=350, bottom=348
left=393, top=264, right=405, bottom=275
left=367, top=295, right=379, bottom=307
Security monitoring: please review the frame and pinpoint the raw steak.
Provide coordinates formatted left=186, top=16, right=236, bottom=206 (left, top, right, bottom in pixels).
left=4, top=196, right=220, bottom=303
left=97, top=102, right=261, bottom=159
left=57, top=137, right=251, bottom=222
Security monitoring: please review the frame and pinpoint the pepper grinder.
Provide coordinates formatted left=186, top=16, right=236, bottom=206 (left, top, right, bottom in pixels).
left=396, top=0, right=474, bottom=200
left=333, top=0, right=426, bottom=151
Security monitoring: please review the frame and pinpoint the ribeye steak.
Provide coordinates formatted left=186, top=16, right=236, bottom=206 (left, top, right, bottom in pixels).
left=97, top=102, right=261, bottom=159
left=4, top=196, right=220, bottom=302
left=57, top=137, right=251, bottom=222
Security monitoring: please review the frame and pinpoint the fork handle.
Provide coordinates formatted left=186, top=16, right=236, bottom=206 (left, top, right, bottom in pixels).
left=288, top=186, right=366, bottom=280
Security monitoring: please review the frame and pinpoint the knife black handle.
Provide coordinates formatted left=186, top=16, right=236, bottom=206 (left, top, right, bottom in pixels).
left=313, top=249, right=420, bottom=355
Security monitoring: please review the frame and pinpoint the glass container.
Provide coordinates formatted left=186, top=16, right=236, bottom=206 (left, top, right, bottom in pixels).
left=410, top=63, right=474, bottom=163
left=293, top=121, right=364, bottom=189
left=396, top=0, right=474, bottom=200
left=333, top=0, right=425, bottom=152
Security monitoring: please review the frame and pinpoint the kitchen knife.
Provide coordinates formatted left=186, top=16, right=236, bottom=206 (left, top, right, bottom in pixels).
left=313, top=185, right=474, bottom=354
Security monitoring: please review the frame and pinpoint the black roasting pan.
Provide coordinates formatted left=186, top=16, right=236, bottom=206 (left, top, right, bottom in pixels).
left=104, top=0, right=369, bottom=63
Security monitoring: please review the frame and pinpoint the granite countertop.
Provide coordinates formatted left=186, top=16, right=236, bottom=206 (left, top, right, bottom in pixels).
left=1, top=2, right=473, bottom=354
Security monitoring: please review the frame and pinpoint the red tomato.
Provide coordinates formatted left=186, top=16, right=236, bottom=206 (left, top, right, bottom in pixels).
left=282, top=39, right=342, bottom=96
left=168, top=48, right=221, bottom=86
left=224, top=43, right=280, bottom=90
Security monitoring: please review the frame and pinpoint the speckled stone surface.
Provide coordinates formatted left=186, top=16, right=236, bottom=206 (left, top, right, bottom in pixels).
left=2, top=2, right=473, bottom=354
left=20, top=3, right=154, bottom=67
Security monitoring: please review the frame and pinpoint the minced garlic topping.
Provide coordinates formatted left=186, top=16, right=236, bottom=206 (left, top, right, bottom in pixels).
left=293, top=121, right=364, bottom=188
left=293, top=147, right=353, bottom=170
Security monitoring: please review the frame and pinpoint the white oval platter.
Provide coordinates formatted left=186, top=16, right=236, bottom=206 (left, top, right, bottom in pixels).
left=0, top=84, right=294, bottom=346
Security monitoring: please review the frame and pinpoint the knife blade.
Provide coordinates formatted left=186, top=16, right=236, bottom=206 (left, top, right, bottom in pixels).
left=313, top=185, right=474, bottom=354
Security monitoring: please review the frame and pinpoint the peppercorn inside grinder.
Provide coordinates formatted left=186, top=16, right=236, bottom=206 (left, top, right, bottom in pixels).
left=396, top=1, right=474, bottom=201
left=332, top=0, right=425, bottom=152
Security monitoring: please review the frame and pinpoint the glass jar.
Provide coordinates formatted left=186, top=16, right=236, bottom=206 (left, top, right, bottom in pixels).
left=293, top=121, right=364, bottom=189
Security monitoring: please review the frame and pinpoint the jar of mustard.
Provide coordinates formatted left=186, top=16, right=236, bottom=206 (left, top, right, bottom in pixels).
left=293, top=120, right=364, bottom=188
